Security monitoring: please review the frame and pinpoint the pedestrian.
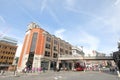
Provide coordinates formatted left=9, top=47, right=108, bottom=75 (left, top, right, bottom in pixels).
left=42, top=67, right=45, bottom=73
left=1, top=70, right=5, bottom=75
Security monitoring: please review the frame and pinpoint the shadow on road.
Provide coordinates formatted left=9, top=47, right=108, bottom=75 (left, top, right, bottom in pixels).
left=100, top=70, right=117, bottom=76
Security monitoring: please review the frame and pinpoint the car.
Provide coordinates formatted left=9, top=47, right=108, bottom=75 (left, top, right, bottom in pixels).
left=76, top=67, right=84, bottom=71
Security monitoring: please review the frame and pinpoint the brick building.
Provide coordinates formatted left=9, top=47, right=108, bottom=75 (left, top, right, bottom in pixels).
left=17, top=22, right=73, bottom=71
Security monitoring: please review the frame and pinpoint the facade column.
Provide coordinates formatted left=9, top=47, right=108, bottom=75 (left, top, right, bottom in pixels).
left=72, top=61, right=75, bottom=70
left=48, top=61, right=51, bottom=70
left=56, top=60, right=60, bottom=69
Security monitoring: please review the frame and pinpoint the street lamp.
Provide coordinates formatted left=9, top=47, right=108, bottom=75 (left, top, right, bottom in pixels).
left=81, top=46, right=86, bottom=72
left=118, top=41, right=120, bottom=51
left=113, top=41, right=120, bottom=77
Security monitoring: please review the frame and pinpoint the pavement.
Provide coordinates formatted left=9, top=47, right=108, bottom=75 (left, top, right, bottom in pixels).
left=0, top=70, right=119, bottom=80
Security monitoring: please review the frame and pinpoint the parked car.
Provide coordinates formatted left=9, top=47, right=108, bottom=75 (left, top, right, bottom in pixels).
left=76, top=67, right=84, bottom=71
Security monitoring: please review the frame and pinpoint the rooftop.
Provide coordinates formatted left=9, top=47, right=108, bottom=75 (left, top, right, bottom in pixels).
left=0, top=36, right=17, bottom=45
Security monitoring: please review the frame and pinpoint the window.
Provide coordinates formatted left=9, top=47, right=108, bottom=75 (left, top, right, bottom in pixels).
left=4, top=46, right=7, bottom=49
left=44, top=51, right=50, bottom=57
left=46, top=37, right=51, bottom=42
left=69, top=52, right=72, bottom=55
left=30, top=32, right=38, bottom=52
left=69, top=47, right=72, bottom=50
left=60, top=42, right=63, bottom=46
left=45, top=43, right=51, bottom=49
left=65, top=45, right=68, bottom=49
left=53, top=53, right=58, bottom=58
left=3, top=51, right=5, bottom=53
left=60, top=48, right=63, bottom=52
left=54, top=40, right=58, bottom=45
left=65, top=50, right=68, bottom=54
left=1, top=56, right=3, bottom=59
left=54, top=46, right=57, bottom=51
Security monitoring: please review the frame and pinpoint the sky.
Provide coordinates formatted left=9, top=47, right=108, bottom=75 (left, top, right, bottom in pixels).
left=0, top=0, right=120, bottom=57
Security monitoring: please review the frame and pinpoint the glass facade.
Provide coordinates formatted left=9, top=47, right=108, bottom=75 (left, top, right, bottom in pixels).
left=27, top=32, right=38, bottom=69
left=30, top=32, right=38, bottom=52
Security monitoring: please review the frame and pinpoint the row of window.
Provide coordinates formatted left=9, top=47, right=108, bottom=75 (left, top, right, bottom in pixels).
left=0, top=51, right=15, bottom=55
left=46, top=37, right=58, bottom=44
left=46, top=37, right=72, bottom=48
left=45, top=43, right=71, bottom=53
left=44, top=51, right=72, bottom=57
left=0, top=45, right=16, bottom=51
left=45, top=51, right=50, bottom=57
left=0, top=56, right=14, bottom=60
left=44, top=51, right=58, bottom=58
left=45, top=43, right=71, bottom=51
left=60, top=48, right=72, bottom=54
left=0, top=62, right=12, bottom=64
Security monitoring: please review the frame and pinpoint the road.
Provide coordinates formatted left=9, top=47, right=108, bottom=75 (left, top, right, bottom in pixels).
left=0, top=70, right=119, bottom=80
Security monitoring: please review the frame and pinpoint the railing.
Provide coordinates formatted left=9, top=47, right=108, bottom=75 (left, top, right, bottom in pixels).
left=58, top=55, right=83, bottom=60
left=58, top=55, right=113, bottom=60
left=84, top=56, right=113, bottom=60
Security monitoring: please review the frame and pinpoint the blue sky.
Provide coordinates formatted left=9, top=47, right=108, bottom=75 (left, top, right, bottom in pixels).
left=0, top=0, right=120, bottom=57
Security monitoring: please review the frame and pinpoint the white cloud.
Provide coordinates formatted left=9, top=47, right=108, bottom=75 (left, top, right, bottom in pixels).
left=47, top=7, right=62, bottom=25
left=54, top=29, right=66, bottom=39
left=78, top=31, right=100, bottom=50
left=15, top=43, right=23, bottom=57
left=114, top=0, right=120, bottom=6
left=104, top=1, right=120, bottom=35
left=66, top=0, right=75, bottom=7
left=40, top=0, right=47, bottom=13
left=0, top=16, right=5, bottom=23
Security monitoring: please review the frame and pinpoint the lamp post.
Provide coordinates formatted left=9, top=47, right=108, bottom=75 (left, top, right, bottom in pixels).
left=81, top=46, right=86, bottom=72
left=113, top=41, right=120, bottom=77
left=14, top=57, right=18, bottom=76
left=14, top=63, right=17, bottom=76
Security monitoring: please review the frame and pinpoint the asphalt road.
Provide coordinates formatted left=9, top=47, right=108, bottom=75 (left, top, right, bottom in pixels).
left=0, top=71, right=119, bottom=80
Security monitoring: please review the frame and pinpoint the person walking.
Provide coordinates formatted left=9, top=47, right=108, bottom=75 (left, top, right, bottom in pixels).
left=42, top=67, right=45, bottom=73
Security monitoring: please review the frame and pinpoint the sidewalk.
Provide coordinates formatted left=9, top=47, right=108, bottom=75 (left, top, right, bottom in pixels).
left=0, top=70, right=119, bottom=80
left=0, top=71, right=41, bottom=77
left=0, top=70, right=55, bottom=77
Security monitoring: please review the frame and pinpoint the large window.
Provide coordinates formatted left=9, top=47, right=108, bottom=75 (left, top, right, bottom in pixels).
left=30, top=32, right=38, bottom=52
left=26, top=53, right=34, bottom=69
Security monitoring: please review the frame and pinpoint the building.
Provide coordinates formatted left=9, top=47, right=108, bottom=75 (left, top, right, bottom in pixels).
left=0, top=36, right=17, bottom=70
left=18, top=22, right=76, bottom=71
left=72, top=46, right=84, bottom=56
left=84, top=50, right=106, bottom=57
